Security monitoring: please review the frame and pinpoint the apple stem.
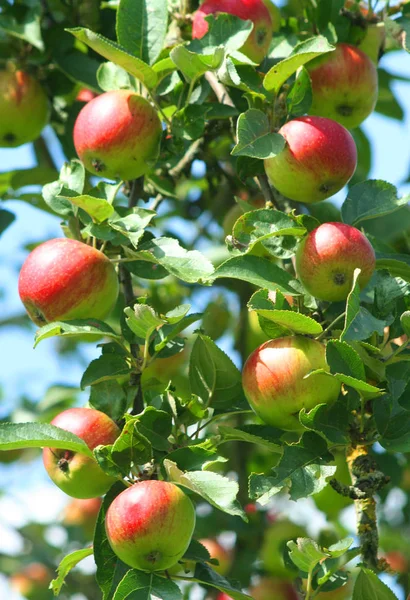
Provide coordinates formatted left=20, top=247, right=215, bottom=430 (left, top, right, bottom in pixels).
left=315, top=312, right=346, bottom=341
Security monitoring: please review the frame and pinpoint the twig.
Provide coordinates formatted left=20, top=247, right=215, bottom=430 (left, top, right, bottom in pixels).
left=169, top=137, right=203, bottom=178
left=204, top=71, right=235, bottom=108
left=316, top=312, right=346, bottom=341
left=256, top=172, right=279, bottom=210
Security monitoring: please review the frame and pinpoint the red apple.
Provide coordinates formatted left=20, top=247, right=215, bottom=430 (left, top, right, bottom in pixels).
left=306, top=43, right=378, bottom=129
left=200, top=538, right=233, bottom=575
left=216, top=595, right=234, bottom=600
left=0, top=69, right=49, bottom=147
left=262, top=0, right=281, bottom=32
left=384, top=550, right=409, bottom=574
left=63, top=497, right=102, bottom=536
left=73, top=90, right=162, bottom=180
left=242, top=336, right=340, bottom=430
left=43, top=408, right=120, bottom=498
left=192, top=0, right=273, bottom=64
left=264, top=116, right=357, bottom=204
left=105, top=480, right=196, bottom=571
left=76, top=88, right=98, bottom=102
left=18, top=238, right=119, bottom=326
left=295, top=222, right=376, bottom=302
left=251, top=577, right=299, bottom=600
left=10, top=563, right=52, bottom=600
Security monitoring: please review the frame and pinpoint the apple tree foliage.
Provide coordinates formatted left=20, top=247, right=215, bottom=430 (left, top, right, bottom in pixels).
left=2, top=0, right=410, bottom=599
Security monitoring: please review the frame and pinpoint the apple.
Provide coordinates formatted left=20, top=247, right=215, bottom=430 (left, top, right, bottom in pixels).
left=105, top=480, right=196, bottom=571
left=192, top=0, right=273, bottom=64
left=18, top=238, right=119, bottom=326
left=306, top=43, right=378, bottom=129
left=73, top=90, right=162, bottom=181
left=200, top=538, right=233, bottom=575
left=242, top=336, right=340, bottom=431
left=295, top=222, right=376, bottom=302
left=262, top=0, right=281, bottom=32
left=260, top=519, right=306, bottom=578
left=63, top=497, right=102, bottom=536
left=43, top=407, right=120, bottom=498
left=250, top=577, right=299, bottom=600
left=0, top=69, right=49, bottom=148
left=264, top=116, right=357, bottom=204
left=76, top=88, right=98, bottom=102
left=384, top=550, right=408, bottom=574
left=10, top=563, right=52, bottom=600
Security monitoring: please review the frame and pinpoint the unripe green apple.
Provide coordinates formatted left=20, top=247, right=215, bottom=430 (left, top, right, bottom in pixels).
left=63, top=497, right=102, bottom=537
left=0, top=69, right=49, bottom=147
left=306, top=43, right=378, bottom=129
left=251, top=577, right=299, bottom=600
left=105, top=480, right=196, bottom=571
left=10, top=563, right=52, bottom=600
left=242, top=336, right=340, bottom=431
left=264, top=116, right=357, bottom=203
left=262, top=0, right=281, bottom=32
left=43, top=408, right=120, bottom=498
left=73, top=90, right=162, bottom=180
left=18, top=238, right=119, bottom=326
left=260, top=519, right=306, bottom=578
left=192, top=0, right=273, bottom=64
left=295, top=222, right=376, bottom=302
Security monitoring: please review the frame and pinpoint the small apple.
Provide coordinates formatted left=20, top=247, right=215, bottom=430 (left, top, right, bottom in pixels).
left=260, top=519, right=306, bottom=578
left=0, top=69, right=49, bottom=147
left=76, top=88, right=98, bottom=102
left=63, top=497, right=102, bottom=536
left=250, top=577, right=299, bottom=600
left=306, top=43, right=378, bottom=129
left=242, top=336, right=340, bottom=430
left=10, top=563, right=52, bottom=600
left=295, top=222, right=376, bottom=302
left=264, top=116, right=357, bottom=204
left=192, top=0, right=273, bottom=64
left=18, top=238, right=119, bottom=326
left=73, top=90, right=162, bottom=180
left=262, top=0, right=281, bottom=32
left=384, top=550, right=409, bottom=574
left=105, top=480, right=196, bottom=571
left=200, top=538, right=233, bottom=575
left=216, top=595, right=234, bottom=600
left=43, top=407, right=120, bottom=498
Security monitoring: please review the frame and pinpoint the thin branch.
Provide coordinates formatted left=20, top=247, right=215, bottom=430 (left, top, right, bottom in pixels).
left=256, top=172, right=279, bottom=210
left=204, top=71, right=235, bottom=108
left=169, top=137, right=203, bottom=178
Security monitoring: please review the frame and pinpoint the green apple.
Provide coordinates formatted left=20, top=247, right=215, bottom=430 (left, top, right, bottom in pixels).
left=260, top=519, right=306, bottom=578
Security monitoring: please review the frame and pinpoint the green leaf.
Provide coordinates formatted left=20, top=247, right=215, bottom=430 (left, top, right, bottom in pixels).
left=200, top=13, right=254, bottom=54
left=341, top=180, right=409, bottom=227
left=0, top=423, right=93, bottom=457
left=375, top=252, right=410, bottom=282
left=131, top=237, right=215, bottom=283
left=326, top=340, right=366, bottom=381
left=341, top=270, right=388, bottom=342
left=249, top=432, right=336, bottom=505
left=97, top=62, right=134, bottom=91
left=66, top=28, right=158, bottom=89
left=50, top=548, right=94, bottom=595
left=0, top=209, right=15, bottom=236
left=286, top=67, right=312, bottom=117
left=170, top=44, right=225, bottom=82
left=353, top=568, right=398, bottom=600
left=218, top=425, right=282, bottom=453
left=401, top=311, right=410, bottom=337
left=210, top=255, right=302, bottom=295
left=189, top=335, right=242, bottom=409
left=264, top=36, right=335, bottom=93
left=300, top=400, right=349, bottom=445
left=43, top=160, right=85, bottom=216
left=164, top=460, right=246, bottom=520
left=34, top=320, right=121, bottom=348
left=81, top=354, right=131, bottom=388
left=111, top=416, right=152, bottom=470
left=137, top=406, right=172, bottom=451
left=287, top=538, right=329, bottom=573
left=0, top=5, right=44, bottom=50
left=57, top=187, right=116, bottom=223
left=110, top=208, right=156, bottom=247
left=251, top=309, right=322, bottom=336
left=125, top=304, right=165, bottom=340
left=232, top=208, right=304, bottom=252
left=193, top=563, right=253, bottom=600
left=231, top=110, right=285, bottom=159
left=112, top=570, right=182, bottom=600
left=116, top=0, right=168, bottom=65
left=89, top=380, right=127, bottom=422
